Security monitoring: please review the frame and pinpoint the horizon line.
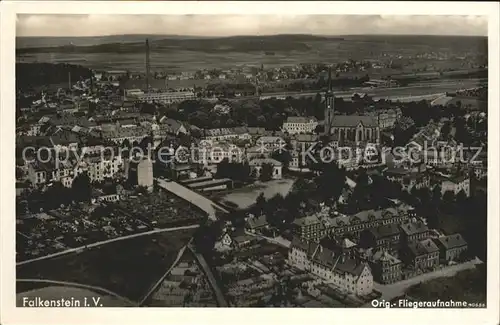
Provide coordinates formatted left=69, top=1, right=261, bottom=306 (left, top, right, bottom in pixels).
left=17, top=32, right=488, bottom=38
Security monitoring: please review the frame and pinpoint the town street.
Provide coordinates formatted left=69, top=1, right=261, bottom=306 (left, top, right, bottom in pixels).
left=139, top=243, right=190, bottom=305
left=188, top=245, right=228, bottom=307
left=244, top=231, right=291, bottom=248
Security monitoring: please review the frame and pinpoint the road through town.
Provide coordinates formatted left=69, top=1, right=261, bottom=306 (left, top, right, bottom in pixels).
left=188, top=245, right=228, bottom=307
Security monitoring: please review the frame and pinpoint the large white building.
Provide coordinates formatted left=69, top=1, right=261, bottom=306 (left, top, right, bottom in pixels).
left=74, top=156, right=124, bottom=183
left=282, top=116, right=318, bottom=135
left=249, top=158, right=283, bottom=180
left=137, top=158, right=154, bottom=190
left=439, top=175, right=471, bottom=197
left=289, top=237, right=373, bottom=296
left=126, top=89, right=196, bottom=104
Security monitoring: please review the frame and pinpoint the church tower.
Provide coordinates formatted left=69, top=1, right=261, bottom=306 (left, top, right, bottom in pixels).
left=324, top=67, right=335, bottom=135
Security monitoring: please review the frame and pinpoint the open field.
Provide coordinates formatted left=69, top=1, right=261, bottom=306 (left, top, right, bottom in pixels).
left=16, top=229, right=196, bottom=302
left=215, top=178, right=296, bottom=210
left=17, top=34, right=487, bottom=73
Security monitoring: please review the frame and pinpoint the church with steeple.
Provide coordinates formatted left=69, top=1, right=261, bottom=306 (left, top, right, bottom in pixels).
left=322, top=67, right=380, bottom=144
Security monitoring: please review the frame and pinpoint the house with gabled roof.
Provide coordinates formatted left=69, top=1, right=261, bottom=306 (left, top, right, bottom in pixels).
left=433, top=233, right=468, bottom=263
left=289, top=236, right=373, bottom=296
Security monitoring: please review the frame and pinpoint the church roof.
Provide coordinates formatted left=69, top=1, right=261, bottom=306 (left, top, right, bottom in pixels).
left=330, top=115, right=378, bottom=128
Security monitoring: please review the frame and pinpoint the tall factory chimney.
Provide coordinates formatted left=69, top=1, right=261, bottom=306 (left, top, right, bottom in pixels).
left=145, top=38, right=151, bottom=93
left=68, top=71, right=71, bottom=90
left=323, top=66, right=335, bottom=136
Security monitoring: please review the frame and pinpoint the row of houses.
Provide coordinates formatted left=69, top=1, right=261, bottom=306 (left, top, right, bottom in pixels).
left=291, top=205, right=414, bottom=242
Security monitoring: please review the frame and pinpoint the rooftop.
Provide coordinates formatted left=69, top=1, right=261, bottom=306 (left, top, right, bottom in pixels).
left=408, top=238, right=439, bottom=257
left=330, top=115, right=378, bottom=128
left=434, top=233, right=467, bottom=250
left=400, top=221, right=429, bottom=236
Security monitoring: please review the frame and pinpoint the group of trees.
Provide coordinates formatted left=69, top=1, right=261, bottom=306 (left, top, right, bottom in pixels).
left=16, top=63, right=92, bottom=91
left=168, top=94, right=406, bottom=131
left=215, top=159, right=251, bottom=183
left=215, top=159, right=275, bottom=183
left=19, top=172, right=92, bottom=213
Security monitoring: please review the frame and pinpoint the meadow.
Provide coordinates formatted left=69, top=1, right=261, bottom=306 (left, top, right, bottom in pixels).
left=16, top=34, right=487, bottom=73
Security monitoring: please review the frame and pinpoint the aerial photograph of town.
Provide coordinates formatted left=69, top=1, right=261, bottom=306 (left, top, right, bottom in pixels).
left=14, top=13, right=489, bottom=309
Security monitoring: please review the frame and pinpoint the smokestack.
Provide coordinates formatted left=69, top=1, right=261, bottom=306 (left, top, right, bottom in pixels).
left=328, top=66, right=332, bottom=92
left=68, top=71, right=71, bottom=90
left=146, top=38, right=150, bottom=93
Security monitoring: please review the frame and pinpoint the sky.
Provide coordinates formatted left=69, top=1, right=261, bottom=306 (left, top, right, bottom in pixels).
left=16, top=14, right=488, bottom=37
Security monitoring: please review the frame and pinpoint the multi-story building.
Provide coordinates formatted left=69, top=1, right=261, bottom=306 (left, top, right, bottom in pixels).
left=360, top=223, right=400, bottom=255
left=367, top=108, right=402, bottom=129
left=282, top=116, right=318, bottom=135
left=291, top=215, right=327, bottom=242
left=289, top=237, right=373, bottom=296
left=27, top=160, right=74, bottom=188
left=402, top=238, right=440, bottom=270
left=255, top=136, right=287, bottom=153
left=101, top=125, right=150, bottom=144
left=366, top=248, right=402, bottom=284
left=74, top=155, right=124, bottom=183
left=130, top=91, right=196, bottom=104
left=249, top=158, right=283, bottom=180
left=378, top=108, right=402, bottom=129
left=439, top=175, right=471, bottom=197
left=383, top=165, right=430, bottom=192
left=399, top=221, right=430, bottom=246
left=326, top=207, right=410, bottom=239
left=202, top=127, right=251, bottom=142
left=433, top=234, right=468, bottom=263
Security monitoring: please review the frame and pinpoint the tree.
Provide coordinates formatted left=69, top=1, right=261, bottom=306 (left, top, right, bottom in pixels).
left=271, top=149, right=292, bottom=169
left=259, top=163, right=274, bottom=182
left=443, top=190, right=456, bottom=205
left=72, top=172, right=92, bottom=203
left=441, top=121, right=452, bottom=139
left=255, top=192, right=267, bottom=216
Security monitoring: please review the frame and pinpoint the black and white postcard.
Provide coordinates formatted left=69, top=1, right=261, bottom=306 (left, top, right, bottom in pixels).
left=0, top=2, right=498, bottom=325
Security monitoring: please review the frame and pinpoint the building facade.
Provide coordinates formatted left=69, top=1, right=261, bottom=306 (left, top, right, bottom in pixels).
left=367, top=249, right=403, bottom=284
left=282, top=116, right=318, bottom=135
left=434, top=234, right=468, bottom=263
left=289, top=237, right=374, bottom=296
left=402, top=238, right=440, bottom=270
left=291, top=215, right=327, bottom=242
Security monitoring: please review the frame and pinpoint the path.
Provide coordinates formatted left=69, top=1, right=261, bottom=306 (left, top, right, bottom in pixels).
left=156, top=178, right=228, bottom=220
left=17, top=224, right=200, bottom=266
left=368, top=259, right=482, bottom=305
left=16, top=279, right=136, bottom=306
left=139, top=240, right=191, bottom=305
left=244, top=230, right=291, bottom=248
left=188, top=245, right=228, bottom=307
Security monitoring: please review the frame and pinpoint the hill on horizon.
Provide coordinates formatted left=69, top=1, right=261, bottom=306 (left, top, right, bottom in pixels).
left=16, top=34, right=345, bottom=54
